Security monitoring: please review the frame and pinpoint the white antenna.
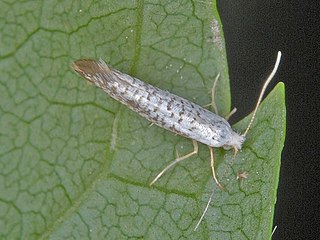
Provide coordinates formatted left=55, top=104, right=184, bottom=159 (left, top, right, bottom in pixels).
left=194, top=190, right=215, bottom=231
left=242, top=51, right=282, bottom=137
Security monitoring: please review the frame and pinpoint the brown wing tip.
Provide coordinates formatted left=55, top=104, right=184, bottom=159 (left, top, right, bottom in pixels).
left=72, top=58, right=111, bottom=77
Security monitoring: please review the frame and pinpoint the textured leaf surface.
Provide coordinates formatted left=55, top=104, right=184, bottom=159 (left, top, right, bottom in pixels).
left=0, top=1, right=285, bottom=239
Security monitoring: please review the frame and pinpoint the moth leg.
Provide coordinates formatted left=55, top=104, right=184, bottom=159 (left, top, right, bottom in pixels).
left=150, top=140, right=198, bottom=186
left=224, top=107, right=237, bottom=120
left=209, top=147, right=224, bottom=189
left=209, top=72, right=238, bottom=120
left=220, top=146, right=239, bottom=181
left=210, top=72, right=220, bottom=114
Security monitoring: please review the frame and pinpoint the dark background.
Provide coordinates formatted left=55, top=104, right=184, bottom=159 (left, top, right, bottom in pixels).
left=218, top=1, right=319, bottom=239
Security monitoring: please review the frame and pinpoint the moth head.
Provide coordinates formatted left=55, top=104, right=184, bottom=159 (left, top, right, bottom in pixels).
left=223, top=131, right=245, bottom=151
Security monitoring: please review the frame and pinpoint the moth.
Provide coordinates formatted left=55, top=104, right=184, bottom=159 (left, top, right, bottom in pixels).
left=73, top=51, right=282, bottom=228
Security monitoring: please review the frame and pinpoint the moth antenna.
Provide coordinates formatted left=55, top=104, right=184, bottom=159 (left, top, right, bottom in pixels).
left=242, top=51, right=282, bottom=137
left=194, top=189, right=215, bottom=231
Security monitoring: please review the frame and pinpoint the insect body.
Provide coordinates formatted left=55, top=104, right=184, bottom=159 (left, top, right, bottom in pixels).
left=73, top=59, right=244, bottom=151
left=73, top=51, right=281, bottom=188
left=73, top=52, right=282, bottom=229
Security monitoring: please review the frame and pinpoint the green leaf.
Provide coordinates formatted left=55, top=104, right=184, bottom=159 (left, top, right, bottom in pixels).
left=0, top=1, right=285, bottom=239
left=201, top=82, right=286, bottom=239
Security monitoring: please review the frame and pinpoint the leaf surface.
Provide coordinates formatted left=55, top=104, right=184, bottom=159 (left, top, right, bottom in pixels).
left=0, top=1, right=285, bottom=239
